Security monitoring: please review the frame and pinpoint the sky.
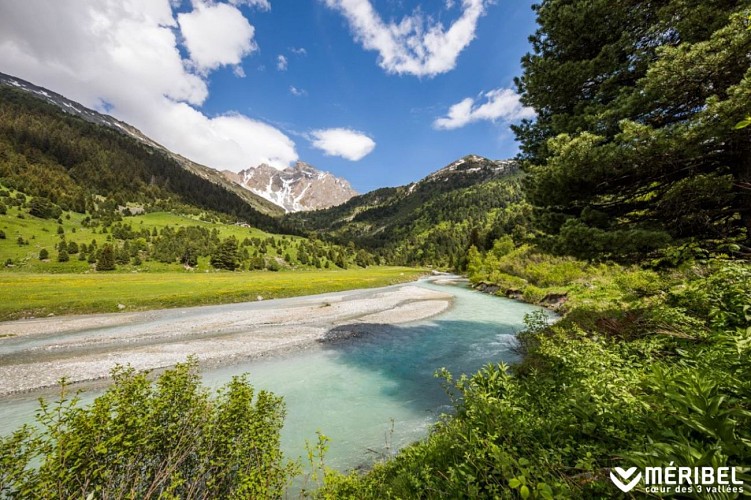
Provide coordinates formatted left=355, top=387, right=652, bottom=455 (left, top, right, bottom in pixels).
left=0, top=0, right=538, bottom=193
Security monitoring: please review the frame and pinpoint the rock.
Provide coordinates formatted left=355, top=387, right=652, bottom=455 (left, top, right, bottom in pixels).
left=117, top=304, right=126, bottom=310
left=541, top=293, right=568, bottom=310
left=474, top=282, right=500, bottom=295
left=256, top=296, right=263, bottom=301
left=505, top=289, right=524, bottom=300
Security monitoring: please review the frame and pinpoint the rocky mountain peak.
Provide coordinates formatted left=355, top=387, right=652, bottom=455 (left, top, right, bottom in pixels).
left=424, top=155, right=518, bottom=183
left=224, top=162, right=357, bottom=213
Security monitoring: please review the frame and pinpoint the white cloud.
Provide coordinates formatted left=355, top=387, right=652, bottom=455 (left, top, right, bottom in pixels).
left=178, top=1, right=256, bottom=74
left=290, top=47, right=307, bottom=55
left=0, top=0, right=297, bottom=172
left=433, top=88, right=535, bottom=130
left=290, top=86, right=307, bottom=96
left=229, top=0, right=271, bottom=11
left=309, top=128, right=375, bottom=161
left=276, top=54, right=288, bottom=71
left=323, top=0, right=489, bottom=77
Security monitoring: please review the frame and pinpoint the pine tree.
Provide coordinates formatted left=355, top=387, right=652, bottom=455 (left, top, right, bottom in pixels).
left=210, top=237, right=240, bottom=271
left=96, top=244, right=116, bottom=271
left=515, top=0, right=751, bottom=259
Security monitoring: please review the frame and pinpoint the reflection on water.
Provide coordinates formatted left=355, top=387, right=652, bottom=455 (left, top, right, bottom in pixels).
left=0, top=279, right=547, bottom=474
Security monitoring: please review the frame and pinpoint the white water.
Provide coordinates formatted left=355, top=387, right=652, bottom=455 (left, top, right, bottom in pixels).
left=0, top=278, right=547, bottom=474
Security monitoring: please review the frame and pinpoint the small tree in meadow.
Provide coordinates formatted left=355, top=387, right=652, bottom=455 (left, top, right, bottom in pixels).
left=96, top=244, right=116, bottom=271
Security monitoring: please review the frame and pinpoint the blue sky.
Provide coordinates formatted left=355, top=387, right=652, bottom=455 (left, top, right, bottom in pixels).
left=0, top=0, right=537, bottom=193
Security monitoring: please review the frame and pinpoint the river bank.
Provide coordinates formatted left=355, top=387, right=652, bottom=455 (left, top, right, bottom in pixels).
left=0, top=283, right=452, bottom=396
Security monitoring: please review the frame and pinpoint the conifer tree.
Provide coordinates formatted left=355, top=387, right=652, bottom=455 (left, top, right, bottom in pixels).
left=96, top=244, right=116, bottom=271
left=515, top=1, right=751, bottom=259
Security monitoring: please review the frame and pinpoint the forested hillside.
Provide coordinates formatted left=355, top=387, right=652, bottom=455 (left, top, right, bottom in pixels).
left=284, top=156, right=529, bottom=268
left=0, top=86, right=283, bottom=231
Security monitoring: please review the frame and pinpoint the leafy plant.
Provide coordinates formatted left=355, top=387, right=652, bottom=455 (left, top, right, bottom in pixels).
left=0, top=359, right=299, bottom=498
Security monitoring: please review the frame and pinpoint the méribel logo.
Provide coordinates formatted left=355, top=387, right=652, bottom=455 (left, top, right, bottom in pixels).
left=610, top=467, right=642, bottom=493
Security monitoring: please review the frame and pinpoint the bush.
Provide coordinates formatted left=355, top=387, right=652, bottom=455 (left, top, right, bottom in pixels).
left=28, top=197, right=62, bottom=220
left=38, top=248, right=49, bottom=260
left=0, top=359, right=299, bottom=498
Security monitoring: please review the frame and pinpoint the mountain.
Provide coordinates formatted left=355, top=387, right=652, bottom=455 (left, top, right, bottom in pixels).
left=223, top=161, right=357, bottom=213
left=0, top=72, right=283, bottom=217
left=282, top=155, right=526, bottom=267
left=0, top=75, right=289, bottom=232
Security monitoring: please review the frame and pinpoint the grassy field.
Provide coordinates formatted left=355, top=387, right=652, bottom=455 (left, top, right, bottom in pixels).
left=0, top=201, right=304, bottom=272
left=0, top=267, right=427, bottom=321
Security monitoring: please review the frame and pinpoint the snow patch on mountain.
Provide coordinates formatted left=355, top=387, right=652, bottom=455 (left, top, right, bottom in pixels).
left=224, top=161, right=357, bottom=212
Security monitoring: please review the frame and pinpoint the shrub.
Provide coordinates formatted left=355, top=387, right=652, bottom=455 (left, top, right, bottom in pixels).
left=0, top=359, right=299, bottom=497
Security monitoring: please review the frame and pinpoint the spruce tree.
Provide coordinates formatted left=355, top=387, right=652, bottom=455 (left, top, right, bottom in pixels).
left=96, top=244, right=116, bottom=271
left=210, top=237, right=240, bottom=271
left=515, top=1, right=751, bottom=260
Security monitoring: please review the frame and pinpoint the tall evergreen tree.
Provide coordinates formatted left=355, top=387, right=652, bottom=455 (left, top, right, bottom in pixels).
left=515, top=1, right=751, bottom=260
left=210, top=237, right=240, bottom=271
left=96, top=244, right=116, bottom=271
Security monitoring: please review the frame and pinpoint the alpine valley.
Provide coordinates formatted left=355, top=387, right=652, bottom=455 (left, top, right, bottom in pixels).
left=1, top=1, right=750, bottom=496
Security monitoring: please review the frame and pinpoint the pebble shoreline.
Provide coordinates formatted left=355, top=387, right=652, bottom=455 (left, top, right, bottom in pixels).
left=0, top=284, right=453, bottom=396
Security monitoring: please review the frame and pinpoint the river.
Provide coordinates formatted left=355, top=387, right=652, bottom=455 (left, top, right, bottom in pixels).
left=0, top=277, right=547, bottom=475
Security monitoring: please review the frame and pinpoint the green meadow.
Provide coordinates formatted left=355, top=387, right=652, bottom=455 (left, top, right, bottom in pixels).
left=0, top=267, right=425, bottom=321
left=0, top=198, right=426, bottom=321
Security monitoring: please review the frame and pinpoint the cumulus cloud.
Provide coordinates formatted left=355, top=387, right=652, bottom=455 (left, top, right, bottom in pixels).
left=290, top=86, right=307, bottom=96
left=433, top=88, right=535, bottom=130
left=178, top=1, right=257, bottom=74
left=309, top=128, right=376, bottom=161
left=229, top=0, right=271, bottom=11
left=276, top=54, right=288, bottom=71
left=290, top=47, right=307, bottom=55
left=323, top=0, right=489, bottom=77
left=0, top=0, right=296, bottom=172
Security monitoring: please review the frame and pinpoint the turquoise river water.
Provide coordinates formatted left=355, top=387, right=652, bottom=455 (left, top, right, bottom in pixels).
left=0, top=278, right=546, bottom=475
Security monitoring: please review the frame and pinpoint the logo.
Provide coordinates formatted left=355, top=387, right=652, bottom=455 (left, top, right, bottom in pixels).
left=610, top=467, right=642, bottom=493
left=609, top=464, right=745, bottom=496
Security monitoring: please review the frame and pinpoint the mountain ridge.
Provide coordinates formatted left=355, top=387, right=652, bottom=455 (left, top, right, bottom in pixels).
left=223, top=161, right=357, bottom=213
left=282, top=154, right=524, bottom=267
left=0, top=71, right=283, bottom=217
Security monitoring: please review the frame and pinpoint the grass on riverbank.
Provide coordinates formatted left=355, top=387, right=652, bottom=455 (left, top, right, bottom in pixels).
left=0, top=267, right=426, bottom=321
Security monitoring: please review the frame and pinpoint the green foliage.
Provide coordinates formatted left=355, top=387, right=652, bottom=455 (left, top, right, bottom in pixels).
left=0, top=359, right=299, bottom=498
left=38, top=248, right=48, bottom=260
left=28, top=197, right=62, bottom=220
left=283, top=159, right=527, bottom=269
left=0, top=86, right=283, bottom=230
left=211, top=237, right=240, bottom=271
left=56, top=249, right=69, bottom=263
left=96, top=244, right=116, bottom=271
left=516, top=1, right=751, bottom=260
left=321, top=259, right=751, bottom=498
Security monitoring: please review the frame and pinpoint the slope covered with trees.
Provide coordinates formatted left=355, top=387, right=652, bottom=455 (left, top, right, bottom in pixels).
left=0, top=86, right=283, bottom=232
left=284, top=156, right=529, bottom=268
